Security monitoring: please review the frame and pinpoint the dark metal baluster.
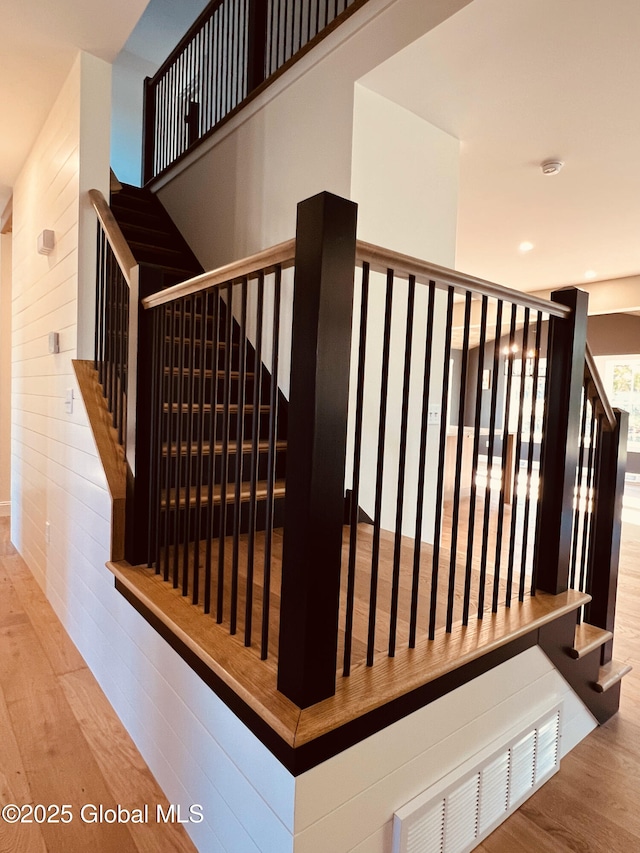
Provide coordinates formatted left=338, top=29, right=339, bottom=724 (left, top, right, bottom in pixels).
left=204, top=288, right=221, bottom=614
left=261, top=267, right=281, bottom=660
left=570, top=390, right=589, bottom=589
left=172, top=300, right=187, bottom=588
left=446, top=290, right=472, bottom=633
left=343, top=263, right=369, bottom=674
left=366, top=269, right=394, bottom=667
left=578, top=403, right=598, bottom=597
left=389, top=276, right=415, bottom=656
left=182, top=295, right=198, bottom=594
left=409, top=281, right=435, bottom=648
left=523, top=314, right=545, bottom=598
left=462, top=295, right=488, bottom=626
left=505, top=308, right=530, bottom=603
left=531, top=319, right=551, bottom=595
left=147, top=308, right=162, bottom=568
left=94, top=224, right=103, bottom=374
left=230, top=279, right=248, bottom=635
left=217, top=281, right=234, bottom=622
left=245, top=273, right=264, bottom=647
left=491, top=303, right=518, bottom=613
left=154, top=306, right=170, bottom=573
left=428, top=286, right=454, bottom=641
left=192, top=290, right=209, bottom=605
left=478, top=300, right=503, bottom=618
left=163, top=303, right=177, bottom=581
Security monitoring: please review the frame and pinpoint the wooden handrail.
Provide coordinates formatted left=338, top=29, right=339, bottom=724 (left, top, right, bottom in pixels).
left=89, top=189, right=137, bottom=285
left=584, top=343, right=617, bottom=431
left=356, top=240, right=571, bottom=318
left=141, top=239, right=296, bottom=309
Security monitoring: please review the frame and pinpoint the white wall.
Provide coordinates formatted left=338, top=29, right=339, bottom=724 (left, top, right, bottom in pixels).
left=10, top=50, right=296, bottom=853
left=348, top=85, right=459, bottom=540
left=0, top=232, right=11, bottom=515
left=293, top=647, right=595, bottom=853
left=351, top=85, right=459, bottom=262
left=155, top=0, right=471, bottom=268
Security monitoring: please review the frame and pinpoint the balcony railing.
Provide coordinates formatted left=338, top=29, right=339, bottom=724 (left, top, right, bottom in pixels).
left=142, top=0, right=370, bottom=182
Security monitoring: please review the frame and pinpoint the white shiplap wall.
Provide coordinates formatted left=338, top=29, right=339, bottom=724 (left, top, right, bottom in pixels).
left=10, top=51, right=296, bottom=853
left=0, top=232, right=11, bottom=515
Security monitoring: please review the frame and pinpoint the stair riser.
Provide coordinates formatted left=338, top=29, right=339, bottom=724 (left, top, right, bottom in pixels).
left=163, top=374, right=257, bottom=405
left=163, top=409, right=279, bottom=437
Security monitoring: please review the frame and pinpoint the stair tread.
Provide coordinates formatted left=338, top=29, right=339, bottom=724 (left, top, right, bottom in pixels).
left=594, top=659, right=633, bottom=693
left=568, top=622, right=614, bottom=659
left=163, top=439, right=287, bottom=457
left=163, top=402, right=271, bottom=414
left=161, top=479, right=286, bottom=508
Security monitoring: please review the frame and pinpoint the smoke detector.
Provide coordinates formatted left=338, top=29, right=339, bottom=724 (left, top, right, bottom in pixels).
left=541, top=159, right=564, bottom=176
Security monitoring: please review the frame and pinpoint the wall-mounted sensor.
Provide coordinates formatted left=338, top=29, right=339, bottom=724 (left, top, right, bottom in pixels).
left=48, top=332, right=60, bottom=354
left=37, top=229, right=55, bottom=254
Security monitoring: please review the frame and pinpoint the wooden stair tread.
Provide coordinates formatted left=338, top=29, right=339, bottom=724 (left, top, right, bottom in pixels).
left=163, top=439, right=287, bottom=457
left=163, top=402, right=271, bottom=414
left=161, top=479, right=286, bottom=508
left=104, top=563, right=590, bottom=751
left=594, top=659, right=632, bottom=693
left=568, top=622, right=613, bottom=659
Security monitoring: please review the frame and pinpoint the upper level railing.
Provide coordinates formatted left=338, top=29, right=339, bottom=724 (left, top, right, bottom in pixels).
left=142, top=0, right=369, bottom=182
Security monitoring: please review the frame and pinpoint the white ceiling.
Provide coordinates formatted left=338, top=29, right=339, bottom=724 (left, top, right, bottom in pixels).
left=0, top=0, right=150, bottom=215
left=3, top=0, right=640, bottom=298
left=360, top=0, right=640, bottom=293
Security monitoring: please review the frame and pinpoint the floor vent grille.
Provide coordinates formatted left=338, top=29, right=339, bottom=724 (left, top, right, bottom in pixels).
left=393, top=705, right=561, bottom=853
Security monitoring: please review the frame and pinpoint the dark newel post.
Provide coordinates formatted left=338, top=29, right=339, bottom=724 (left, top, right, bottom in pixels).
left=125, top=267, right=155, bottom=565
left=586, top=409, right=628, bottom=663
left=142, top=77, right=156, bottom=185
left=534, top=287, right=589, bottom=594
left=247, top=0, right=268, bottom=92
left=277, top=192, right=357, bottom=708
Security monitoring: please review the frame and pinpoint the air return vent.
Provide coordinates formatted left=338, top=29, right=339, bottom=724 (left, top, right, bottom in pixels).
left=393, top=706, right=561, bottom=853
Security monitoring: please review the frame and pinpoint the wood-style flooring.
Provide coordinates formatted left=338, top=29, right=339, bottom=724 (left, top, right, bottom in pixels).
left=1, top=480, right=638, bottom=852
left=477, top=483, right=640, bottom=852
left=0, top=517, right=197, bottom=853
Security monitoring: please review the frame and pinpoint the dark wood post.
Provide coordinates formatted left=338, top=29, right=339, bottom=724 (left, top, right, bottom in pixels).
left=142, top=77, right=156, bottom=185
left=277, top=192, right=357, bottom=708
left=247, top=0, right=268, bottom=92
left=586, top=409, right=628, bottom=663
left=534, top=287, right=589, bottom=594
left=124, top=266, right=156, bottom=566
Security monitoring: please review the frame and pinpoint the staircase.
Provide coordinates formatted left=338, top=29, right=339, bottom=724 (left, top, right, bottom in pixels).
left=541, top=614, right=632, bottom=724
left=110, top=182, right=203, bottom=290
left=109, top=181, right=288, bottom=591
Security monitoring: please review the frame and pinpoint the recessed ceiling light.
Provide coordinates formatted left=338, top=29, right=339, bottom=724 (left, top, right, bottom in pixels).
left=584, top=270, right=597, bottom=280
left=519, top=241, right=534, bottom=253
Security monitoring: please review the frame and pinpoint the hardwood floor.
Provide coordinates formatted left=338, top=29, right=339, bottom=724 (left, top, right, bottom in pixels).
left=0, top=517, right=197, bottom=853
left=1, top=481, right=638, bottom=853
left=477, top=484, right=640, bottom=853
